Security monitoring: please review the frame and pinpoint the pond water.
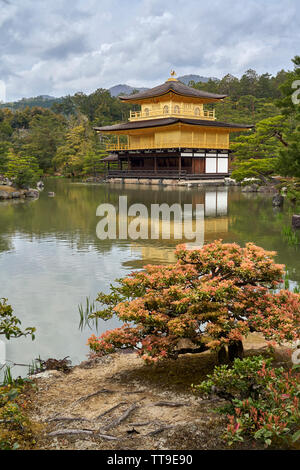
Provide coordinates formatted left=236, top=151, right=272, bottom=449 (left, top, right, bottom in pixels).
left=0, top=178, right=299, bottom=377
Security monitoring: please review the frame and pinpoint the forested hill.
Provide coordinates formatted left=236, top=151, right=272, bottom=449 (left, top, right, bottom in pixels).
left=0, top=60, right=299, bottom=184
left=0, top=95, right=63, bottom=111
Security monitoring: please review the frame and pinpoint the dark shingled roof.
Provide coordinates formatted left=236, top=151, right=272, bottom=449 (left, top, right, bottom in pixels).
left=119, top=80, right=227, bottom=101
left=94, top=117, right=254, bottom=132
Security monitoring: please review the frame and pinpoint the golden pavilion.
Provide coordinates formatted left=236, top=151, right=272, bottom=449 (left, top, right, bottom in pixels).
left=95, top=72, right=253, bottom=181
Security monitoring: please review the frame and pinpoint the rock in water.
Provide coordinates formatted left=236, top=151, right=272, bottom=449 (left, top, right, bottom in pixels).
left=292, top=215, right=300, bottom=229
left=272, top=194, right=284, bottom=207
left=242, top=184, right=259, bottom=192
left=25, top=189, right=39, bottom=198
left=0, top=190, right=9, bottom=200
left=11, top=192, right=21, bottom=199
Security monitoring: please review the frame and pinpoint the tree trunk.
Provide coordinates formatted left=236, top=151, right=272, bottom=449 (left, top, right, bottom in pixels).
left=228, top=340, right=244, bottom=362
left=217, top=346, right=228, bottom=364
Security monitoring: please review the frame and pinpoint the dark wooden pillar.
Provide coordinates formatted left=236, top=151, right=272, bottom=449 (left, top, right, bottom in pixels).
left=179, top=155, right=182, bottom=177
left=154, top=156, right=157, bottom=174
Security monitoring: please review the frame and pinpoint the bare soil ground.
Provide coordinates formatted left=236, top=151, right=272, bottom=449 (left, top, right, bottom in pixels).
left=26, top=334, right=292, bottom=451
left=0, top=185, right=16, bottom=193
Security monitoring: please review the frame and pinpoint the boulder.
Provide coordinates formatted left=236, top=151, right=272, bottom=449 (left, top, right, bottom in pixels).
left=257, top=185, right=277, bottom=194
left=25, top=189, right=39, bottom=198
left=0, top=190, right=9, bottom=200
left=224, top=177, right=239, bottom=186
left=242, top=184, right=259, bottom=192
left=292, top=215, right=300, bottom=229
left=272, top=194, right=284, bottom=207
left=11, top=192, right=21, bottom=199
left=48, top=192, right=55, bottom=197
left=85, top=177, right=104, bottom=183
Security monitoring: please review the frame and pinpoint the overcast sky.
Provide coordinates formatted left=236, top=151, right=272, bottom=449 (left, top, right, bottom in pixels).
left=0, top=0, right=299, bottom=101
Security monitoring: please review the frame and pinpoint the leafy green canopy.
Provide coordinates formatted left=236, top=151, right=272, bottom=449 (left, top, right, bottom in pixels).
left=4, top=151, right=42, bottom=189
left=0, top=299, right=35, bottom=340
left=275, top=56, right=300, bottom=178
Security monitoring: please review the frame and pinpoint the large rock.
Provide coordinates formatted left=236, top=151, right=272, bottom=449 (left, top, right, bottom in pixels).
left=224, top=177, right=239, bottom=186
left=257, top=185, right=277, bottom=194
left=11, top=191, right=21, bottom=199
left=242, top=184, right=259, bottom=192
left=25, top=189, right=39, bottom=198
left=0, top=190, right=9, bottom=200
left=292, top=215, right=300, bottom=229
left=272, top=194, right=284, bottom=207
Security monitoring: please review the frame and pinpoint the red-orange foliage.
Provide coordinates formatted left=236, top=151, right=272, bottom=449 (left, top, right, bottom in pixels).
left=87, top=241, right=300, bottom=363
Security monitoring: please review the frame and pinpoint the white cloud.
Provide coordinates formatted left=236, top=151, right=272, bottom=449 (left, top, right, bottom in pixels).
left=0, top=0, right=299, bottom=100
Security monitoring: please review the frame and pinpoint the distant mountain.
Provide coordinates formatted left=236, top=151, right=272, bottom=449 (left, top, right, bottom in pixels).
left=1, top=76, right=218, bottom=109
left=109, top=84, right=148, bottom=97
left=177, top=74, right=218, bottom=85
left=109, top=75, right=218, bottom=97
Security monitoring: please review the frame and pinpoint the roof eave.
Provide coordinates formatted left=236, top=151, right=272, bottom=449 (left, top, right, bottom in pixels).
left=119, top=91, right=227, bottom=103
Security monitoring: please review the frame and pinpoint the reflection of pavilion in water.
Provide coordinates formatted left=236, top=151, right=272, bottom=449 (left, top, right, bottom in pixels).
left=128, top=188, right=229, bottom=265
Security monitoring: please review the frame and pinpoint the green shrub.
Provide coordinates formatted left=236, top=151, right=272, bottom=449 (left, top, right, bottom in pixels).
left=193, top=356, right=300, bottom=448
left=0, top=377, right=36, bottom=450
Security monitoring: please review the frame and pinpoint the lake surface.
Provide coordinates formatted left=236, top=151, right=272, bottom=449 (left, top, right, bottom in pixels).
left=0, top=179, right=299, bottom=377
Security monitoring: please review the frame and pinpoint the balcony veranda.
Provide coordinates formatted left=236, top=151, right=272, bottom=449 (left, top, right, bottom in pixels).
left=105, top=141, right=228, bottom=151
left=129, top=108, right=215, bottom=122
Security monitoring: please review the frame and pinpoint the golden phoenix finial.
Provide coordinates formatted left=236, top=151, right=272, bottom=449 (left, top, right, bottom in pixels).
left=171, top=70, right=176, bottom=77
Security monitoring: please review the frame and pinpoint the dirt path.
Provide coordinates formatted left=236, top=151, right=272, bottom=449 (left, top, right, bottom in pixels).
left=27, top=335, right=290, bottom=450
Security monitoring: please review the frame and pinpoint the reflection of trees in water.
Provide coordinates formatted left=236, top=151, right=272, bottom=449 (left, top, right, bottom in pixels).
left=0, top=180, right=229, bottom=257
left=0, top=180, right=298, bottom=283
left=0, top=235, right=13, bottom=253
left=227, top=191, right=300, bottom=284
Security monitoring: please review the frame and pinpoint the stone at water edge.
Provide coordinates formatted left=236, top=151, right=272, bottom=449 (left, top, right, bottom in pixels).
left=11, top=192, right=22, bottom=199
left=0, top=190, right=9, bottom=199
left=272, top=194, right=284, bottom=207
left=242, top=184, right=259, bottom=192
left=292, top=215, right=300, bottom=229
left=25, top=189, right=40, bottom=198
left=257, top=185, right=277, bottom=194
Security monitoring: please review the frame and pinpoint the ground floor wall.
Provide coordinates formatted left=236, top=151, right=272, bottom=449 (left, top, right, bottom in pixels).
left=110, top=150, right=230, bottom=178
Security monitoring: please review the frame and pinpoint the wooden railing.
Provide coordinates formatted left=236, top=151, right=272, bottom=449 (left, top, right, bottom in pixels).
left=106, top=141, right=227, bottom=151
left=129, top=108, right=215, bottom=121
left=108, top=169, right=188, bottom=178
